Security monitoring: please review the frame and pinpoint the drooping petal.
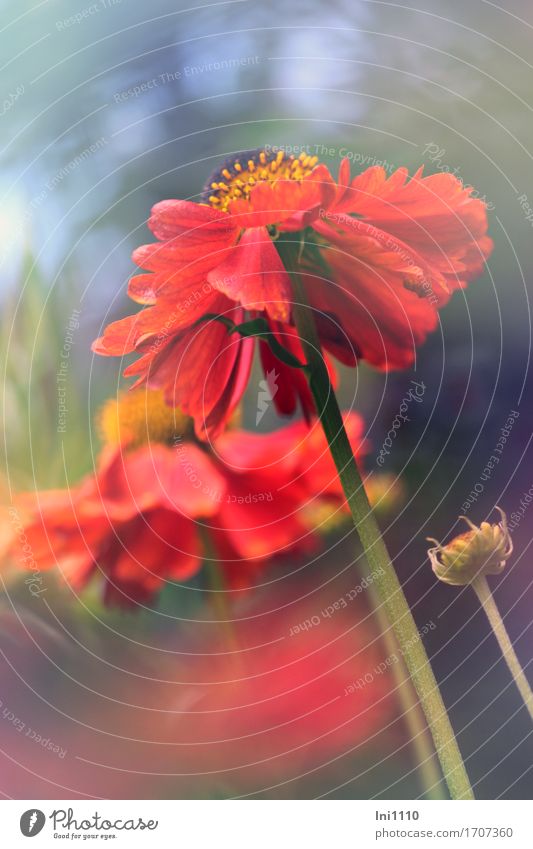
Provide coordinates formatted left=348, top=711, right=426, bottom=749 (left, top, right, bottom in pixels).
left=258, top=321, right=315, bottom=420
left=208, top=226, right=292, bottom=321
left=333, top=165, right=492, bottom=289
left=135, top=302, right=253, bottom=440
left=95, top=444, right=226, bottom=520
left=14, top=500, right=102, bottom=579
left=304, top=244, right=440, bottom=370
left=215, top=477, right=308, bottom=561
left=92, top=283, right=222, bottom=358
left=132, top=234, right=236, bottom=279
left=215, top=419, right=310, bottom=478
left=303, top=162, right=492, bottom=370
left=314, top=215, right=450, bottom=299
left=211, top=410, right=366, bottom=561
left=201, top=332, right=255, bottom=440
left=103, top=509, right=203, bottom=607
left=216, top=411, right=366, bottom=497
left=147, top=199, right=236, bottom=240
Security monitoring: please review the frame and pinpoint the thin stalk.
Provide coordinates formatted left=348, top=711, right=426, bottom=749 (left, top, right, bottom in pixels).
left=472, top=576, right=533, bottom=721
left=370, top=589, right=447, bottom=799
left=200, top=527, right=240, bottom=655
left=289, top=270, right=473, bottom=800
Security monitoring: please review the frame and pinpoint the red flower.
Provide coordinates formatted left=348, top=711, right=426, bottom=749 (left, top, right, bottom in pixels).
left=11, top=392, right=367, bottom=607
left=93, top=150, right=492, bottom=438
left=0, top=587, right=396, bottom=798
left=148, top=599, right=395, bottom=785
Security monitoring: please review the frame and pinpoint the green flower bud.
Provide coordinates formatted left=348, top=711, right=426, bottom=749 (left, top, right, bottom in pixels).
left=427, top=507, right=512, bottom=586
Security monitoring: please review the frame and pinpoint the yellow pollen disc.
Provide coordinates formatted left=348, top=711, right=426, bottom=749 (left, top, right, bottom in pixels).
left=207, top=149, right=319, bottom=213
left=97, top=389, right=193, bottom=449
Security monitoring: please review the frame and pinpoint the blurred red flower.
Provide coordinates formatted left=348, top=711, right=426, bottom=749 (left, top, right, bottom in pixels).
left=93, top=150, right=492, bottom=438
left=10, top=392, right=366, bottom=607
left=145, top=601, right=396, bottom=790
left=0, top=586, right=397, bottom=799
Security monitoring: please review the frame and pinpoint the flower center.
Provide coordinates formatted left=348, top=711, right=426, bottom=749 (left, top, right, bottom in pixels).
left=97, top=389, right=194, bottom=449
left=205, top=148, right=319, bottom=212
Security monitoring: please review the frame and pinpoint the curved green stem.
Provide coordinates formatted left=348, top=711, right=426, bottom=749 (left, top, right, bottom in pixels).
left=289, top=270, right=473, bottom=800
left=472, top=576, right=533, bottom=721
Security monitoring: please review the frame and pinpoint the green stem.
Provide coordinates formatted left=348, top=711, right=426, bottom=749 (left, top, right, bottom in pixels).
left=370, top=591, right=447, bottom=799
left=472, top=576, right=533, bottom=721
left=200, top=527, right=240, bottom=655
left=289, top=270, right=474, bottom=800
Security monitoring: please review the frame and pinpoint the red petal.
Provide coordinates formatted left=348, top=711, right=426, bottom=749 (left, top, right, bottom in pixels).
left=334, top=165, right=492, bottom=289
left=305, top=247, right=440, bottom=370
left=103, top=509, right=203, bottom=606
left=96, top=444, right=226, bottom=520
left=135, top=300, right=252, bottom=440
left=92, top=282, right=221, bottom=358
left=216, top=411, right=366, bottom=496
left=258, top=321, right=315, bottom=420
left=202, top=333, right=254, bottom=440
left=216, top=479, right=307, bottom=561
left=132, top=234, right=235, bottom=277
left=147, top=199, right=235, bottom=240
left=208, top=227, right=292, bottom=321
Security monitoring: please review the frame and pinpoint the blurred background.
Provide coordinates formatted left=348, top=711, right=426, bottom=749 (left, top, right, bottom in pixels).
left=1, top=0, right=532, bottom=799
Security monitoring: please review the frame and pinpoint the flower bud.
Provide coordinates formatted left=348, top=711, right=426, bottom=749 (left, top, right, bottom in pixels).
left=427, top=507, right=512, bottom=586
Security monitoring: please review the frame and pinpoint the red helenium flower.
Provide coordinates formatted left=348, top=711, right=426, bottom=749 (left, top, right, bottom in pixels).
left=11, top=392, right=367, bottom=607
left=0, top=590, right=395, bottom=798
left=149, top=601, right=395, bottom=782
left=93, top=150, right=492, bottom=438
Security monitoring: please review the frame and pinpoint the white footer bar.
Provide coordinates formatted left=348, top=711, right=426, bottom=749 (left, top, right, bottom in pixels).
left=1, top=799, right=530, bottom=848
